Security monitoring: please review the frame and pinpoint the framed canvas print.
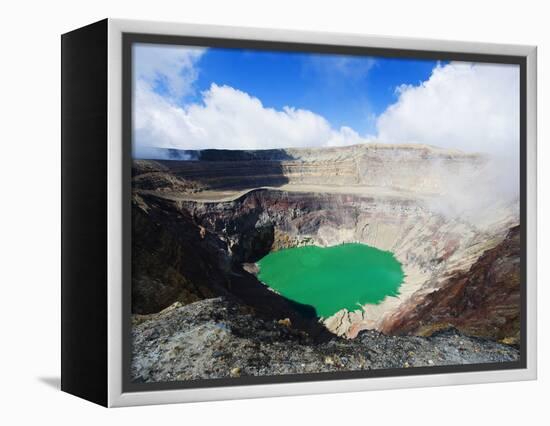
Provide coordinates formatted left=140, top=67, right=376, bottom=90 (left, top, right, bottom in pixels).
left=61, top=19, right=537, bottom=407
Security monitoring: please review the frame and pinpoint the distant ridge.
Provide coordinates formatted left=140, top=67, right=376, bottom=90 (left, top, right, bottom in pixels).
left=141, top=143, right=480, bottom=162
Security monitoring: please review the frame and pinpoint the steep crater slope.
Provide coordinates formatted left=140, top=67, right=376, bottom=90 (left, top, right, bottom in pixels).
left=132, top=192, right=331, bottom=340
left=382, top=225, right=521, bottom=344
left=132, top=143, right=519, bottom=341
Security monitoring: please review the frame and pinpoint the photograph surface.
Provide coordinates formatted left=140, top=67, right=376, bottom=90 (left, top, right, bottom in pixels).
left=129, top=40, right=522, bottom=386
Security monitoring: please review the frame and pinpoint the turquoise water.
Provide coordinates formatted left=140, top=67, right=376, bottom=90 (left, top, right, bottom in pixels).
left=257, top=243, right=404, bottom=317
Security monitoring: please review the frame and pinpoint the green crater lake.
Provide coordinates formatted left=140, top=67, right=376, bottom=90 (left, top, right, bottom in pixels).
left=257, top=243, right=405, bottom=318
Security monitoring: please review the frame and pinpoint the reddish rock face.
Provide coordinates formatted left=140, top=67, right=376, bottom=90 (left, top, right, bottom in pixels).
left=383, top=226, right=520, bottom=344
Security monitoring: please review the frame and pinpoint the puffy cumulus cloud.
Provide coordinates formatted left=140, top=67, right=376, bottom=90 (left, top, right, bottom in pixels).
left=375, top=62, right=520, bottom=158
left=134, top=82, right=368, bottom=158
left=133, top=43, right=205, bottom=100
left=373, top=62, right=521, bottom=220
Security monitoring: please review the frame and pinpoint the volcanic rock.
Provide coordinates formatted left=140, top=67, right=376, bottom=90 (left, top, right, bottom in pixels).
left=131, top=297, right=520, bottom=383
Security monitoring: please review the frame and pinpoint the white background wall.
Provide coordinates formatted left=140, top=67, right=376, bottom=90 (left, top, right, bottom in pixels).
left=1, top=0, right=547, bottom=423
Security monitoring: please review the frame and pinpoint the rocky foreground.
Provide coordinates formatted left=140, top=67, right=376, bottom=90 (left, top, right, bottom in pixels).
left=132, top=297, right=519, bottom=383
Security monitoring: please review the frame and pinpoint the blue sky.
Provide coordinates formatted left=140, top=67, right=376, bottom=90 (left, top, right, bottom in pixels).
left=134, top=43, right=519, bottom=157
left=152, top=47, right=439, bottom=135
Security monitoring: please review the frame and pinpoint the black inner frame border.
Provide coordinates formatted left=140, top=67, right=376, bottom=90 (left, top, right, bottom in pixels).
left=122, top=32, right=528, bottom=393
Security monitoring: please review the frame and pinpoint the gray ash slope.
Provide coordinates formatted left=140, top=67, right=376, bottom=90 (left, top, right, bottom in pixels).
left=132, top=297, right=519, bottom=383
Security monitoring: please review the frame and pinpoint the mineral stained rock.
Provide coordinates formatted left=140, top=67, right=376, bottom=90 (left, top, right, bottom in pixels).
left=382, top=226, right=521, bottom=344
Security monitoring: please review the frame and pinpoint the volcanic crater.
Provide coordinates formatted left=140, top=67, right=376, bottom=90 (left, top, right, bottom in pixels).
left=132, top=143, right=520, bottom=344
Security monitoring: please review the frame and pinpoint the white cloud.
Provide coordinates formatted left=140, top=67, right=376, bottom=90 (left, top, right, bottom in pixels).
left=134, top=82, right=368, bottom=157
left=133, top=43, right=205, bottom=100
left=373, top=62, right=521, bottom=219
left=375, top=62, right=520, bottom=157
